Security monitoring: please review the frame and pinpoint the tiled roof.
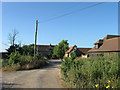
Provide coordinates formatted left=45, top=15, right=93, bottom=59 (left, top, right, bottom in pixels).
left=65, top=45, right=91, bottom=54
left=37, top=45, right=55, bottom=47
left=103, top=35, right=120, bottom=40
left=37, top=45, right=55, bottom=52
left=77, top=48, right=92, bottom=54
left=94, top=39, right=103, bottom=45
left=88, top=35, right=120, bottom=52
left=65, top=45, right=77, bottom=54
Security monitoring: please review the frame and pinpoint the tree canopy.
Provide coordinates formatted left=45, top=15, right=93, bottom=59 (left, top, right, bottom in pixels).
left=53, top=40, right=69, bottom=59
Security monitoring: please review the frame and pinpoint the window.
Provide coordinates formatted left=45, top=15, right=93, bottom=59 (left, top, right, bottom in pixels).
left=74, top=47, right=77, bottom=51
left=95, top=44, right=98, bottom=49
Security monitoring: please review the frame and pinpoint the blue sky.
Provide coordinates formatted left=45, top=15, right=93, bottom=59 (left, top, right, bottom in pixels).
left=1, top=2, right=118, bottom=52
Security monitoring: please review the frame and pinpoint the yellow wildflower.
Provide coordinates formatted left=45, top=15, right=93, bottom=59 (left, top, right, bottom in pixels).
left=106, top=85, right=110, bottom=88
left=112, top=87, right=113, bottom=88
left=95, top=84, right=99, bottom=88
left=107, top=80, right=110, bottom=83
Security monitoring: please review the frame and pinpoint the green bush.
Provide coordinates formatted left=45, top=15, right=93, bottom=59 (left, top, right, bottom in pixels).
left=99, top=53, right=104, bottom=57
left=48, top=49, right=53, bottom=59
left=8, top=51, right=21, bottom=66
left=35, top=52, right=44, bottom=60
left=52, top=54, right=57, bottom=59
left=70, top=51, right=77, bottom=60
left=19, top=55, right=33, bottom=66
left=60, top=56, right=120, bottom=88
left=2, top=51, right=47, bottom=71
left=2, top=59, right=9, bottom=67
left=2, top=64, right=21, bottom=72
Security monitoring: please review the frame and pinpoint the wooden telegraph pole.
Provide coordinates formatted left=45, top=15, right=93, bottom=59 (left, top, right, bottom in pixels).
left=34, top=20, right=38, bottom=57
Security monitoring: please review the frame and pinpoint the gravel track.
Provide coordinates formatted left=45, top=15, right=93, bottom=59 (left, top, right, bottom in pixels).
left=2, top=60, right=63, bottom=88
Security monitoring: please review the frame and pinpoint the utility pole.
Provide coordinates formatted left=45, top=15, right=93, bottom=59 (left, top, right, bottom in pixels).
left=34, top=20, right=38, bottom=57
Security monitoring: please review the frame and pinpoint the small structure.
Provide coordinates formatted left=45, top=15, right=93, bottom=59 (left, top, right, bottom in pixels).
left=65, top=45, right=77, bottom=57
left=81, top=54, right=88, bottom=58
left=65, top=45, right=91, bottom=58
left=88, top=35, right=120, bottom=57
left=77, top=48, right=92, bottom=55
left=37, top=44, right=55, bottom=57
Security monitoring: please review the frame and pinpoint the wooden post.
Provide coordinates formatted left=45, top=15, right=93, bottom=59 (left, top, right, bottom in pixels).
left=34, top=20, right=38, bottom=57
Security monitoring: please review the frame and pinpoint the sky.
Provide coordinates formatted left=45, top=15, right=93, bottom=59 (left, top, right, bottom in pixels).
left=1, top=2, right=118, bottom=52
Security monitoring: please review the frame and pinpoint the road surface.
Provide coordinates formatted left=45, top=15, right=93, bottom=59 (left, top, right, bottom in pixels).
left=2, top=60, right=63, bottom=88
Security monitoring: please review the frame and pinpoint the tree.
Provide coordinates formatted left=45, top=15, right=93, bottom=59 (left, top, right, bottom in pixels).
left=53, top=40, right=69, bottom=59
left=8, top=29, right=19, bottom=46
left=6, top=30, right=22, bottom=55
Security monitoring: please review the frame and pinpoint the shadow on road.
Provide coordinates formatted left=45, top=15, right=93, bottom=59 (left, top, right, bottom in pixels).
left=2, top=82, right=21, bottom=88
left=40, top=59, right=62, bottom=69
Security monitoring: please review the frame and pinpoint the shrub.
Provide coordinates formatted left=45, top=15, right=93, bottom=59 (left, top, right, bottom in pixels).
left=99, top=53, right=104, bottom=57
left=2, top=63, right=21, bottom=72
left=8, top=51, right=21, bottom=66
left=52, top=54, right=58, bottom=59
left=48, top=49, right=53, bottom=59
left=60, top=56, right=120, bottom=88
left=2, top=59, right=9, bottom=67
left=2, top=51, right=48, bottom=71
left=19, top=55, right=33, bottom=66
left=35, top=52, right=44, bottom=60
left=22, top=44, right=34, bottom=56
left=70, top=51, right=77, bottom=60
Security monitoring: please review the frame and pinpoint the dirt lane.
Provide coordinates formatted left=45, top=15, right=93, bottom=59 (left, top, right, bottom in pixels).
left=2, top=60, right=63, bottom=88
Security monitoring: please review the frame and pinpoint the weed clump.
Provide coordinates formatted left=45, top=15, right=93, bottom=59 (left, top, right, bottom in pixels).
left=60, top=56, right=120, bottom=88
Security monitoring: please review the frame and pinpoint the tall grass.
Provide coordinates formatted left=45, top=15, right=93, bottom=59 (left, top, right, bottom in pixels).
left=60, top=56, right=120, bottom=88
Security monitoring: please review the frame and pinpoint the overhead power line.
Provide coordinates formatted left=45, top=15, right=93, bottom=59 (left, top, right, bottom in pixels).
left=42, top=3, right=85, bottom=20
left=40, top=2, right=104, bottom=23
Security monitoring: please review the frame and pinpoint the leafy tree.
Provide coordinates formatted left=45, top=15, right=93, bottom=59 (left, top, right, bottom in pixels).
left=53, top=40, right=69, bottom=59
